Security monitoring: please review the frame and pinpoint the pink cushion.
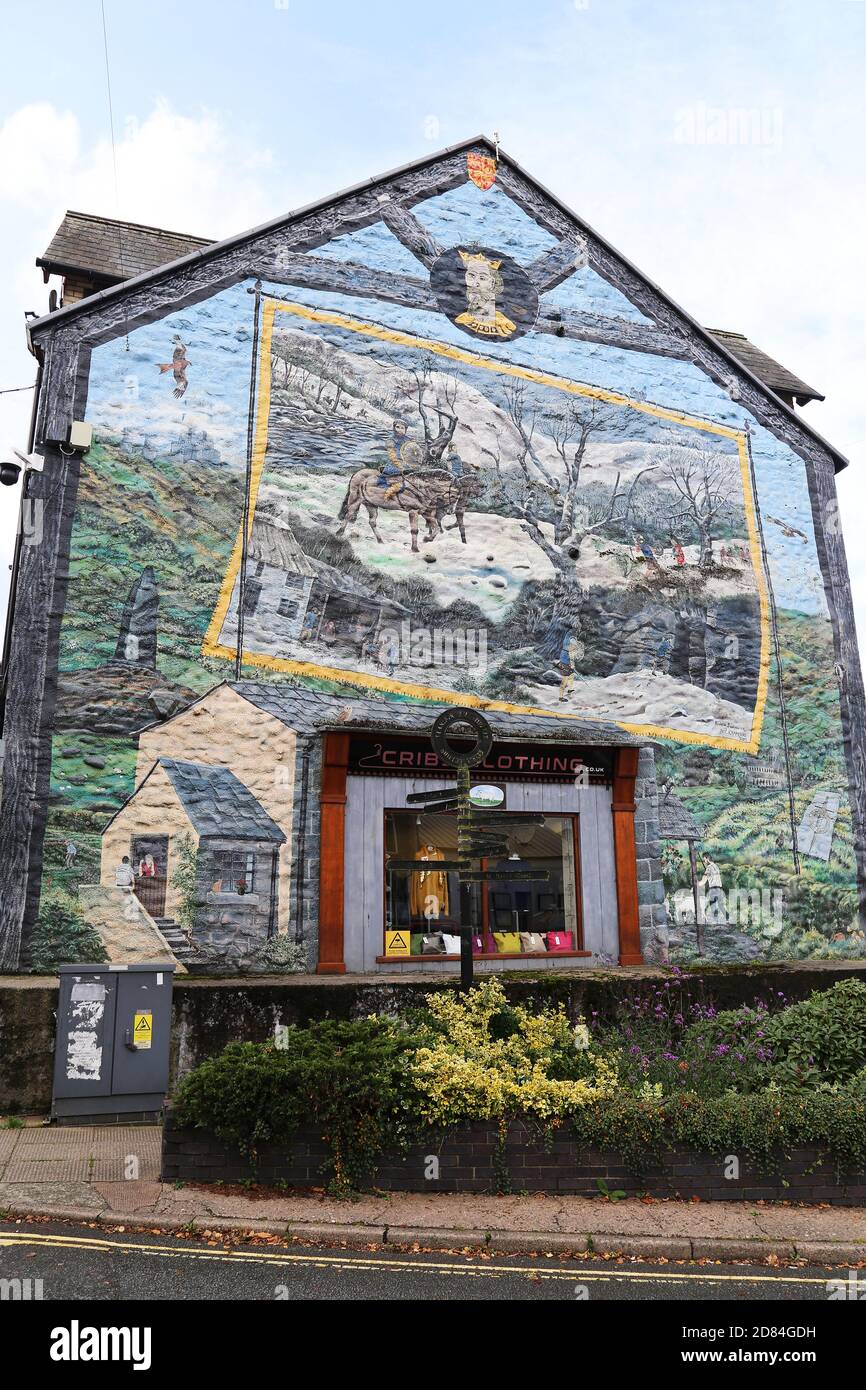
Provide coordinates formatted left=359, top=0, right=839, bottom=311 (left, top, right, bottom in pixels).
left=546, top=931, right=574, bottom=952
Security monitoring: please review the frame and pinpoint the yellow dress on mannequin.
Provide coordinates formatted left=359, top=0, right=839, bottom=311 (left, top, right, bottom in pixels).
left=410, top=845, right=450, bottom=919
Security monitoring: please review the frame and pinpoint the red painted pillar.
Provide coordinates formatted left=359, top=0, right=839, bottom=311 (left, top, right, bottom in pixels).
left=317, top=732, right=349, bottom=974
left=611, top=747, right=643, bottom=966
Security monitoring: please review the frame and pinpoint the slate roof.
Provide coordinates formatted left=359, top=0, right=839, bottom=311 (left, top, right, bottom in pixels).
left=706, top=328, right=823, bottom=404
left=657, top=788, right=702, bottom=841
left=37, top=210, right=212, bottom=284
left=229, top=681, right=643, bottom=746
left=158, top=757, right=285, bottom=842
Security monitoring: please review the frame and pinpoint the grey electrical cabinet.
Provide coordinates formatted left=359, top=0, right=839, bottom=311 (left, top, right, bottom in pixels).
left=52, top=963, right=175, bottom=1122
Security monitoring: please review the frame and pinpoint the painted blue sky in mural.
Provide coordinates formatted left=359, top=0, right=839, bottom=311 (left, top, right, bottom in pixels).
left=86, top=177, right=828, bottom=622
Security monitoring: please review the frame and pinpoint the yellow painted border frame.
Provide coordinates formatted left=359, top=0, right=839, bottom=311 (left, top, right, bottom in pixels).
left=202, top=297, right=771, bottom=753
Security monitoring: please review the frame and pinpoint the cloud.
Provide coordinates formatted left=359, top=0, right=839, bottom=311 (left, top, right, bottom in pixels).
left=0, top=103, right=80, bottom=205
left=0, top=98, right=275, bottom=237
left=0, top=99, right=278, bottom=623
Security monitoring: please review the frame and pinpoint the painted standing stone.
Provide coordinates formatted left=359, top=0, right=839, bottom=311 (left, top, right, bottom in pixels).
left=114, top=567, right=159, bottom=666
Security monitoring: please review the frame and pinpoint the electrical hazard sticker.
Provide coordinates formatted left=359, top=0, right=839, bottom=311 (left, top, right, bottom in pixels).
left=133, top=1012, right=153, bottom=1049
left=384, top=931, right=411, bottom=958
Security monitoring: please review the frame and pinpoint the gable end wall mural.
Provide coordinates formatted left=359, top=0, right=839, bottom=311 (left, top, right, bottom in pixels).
left=2, top=143, right=863, bottom=971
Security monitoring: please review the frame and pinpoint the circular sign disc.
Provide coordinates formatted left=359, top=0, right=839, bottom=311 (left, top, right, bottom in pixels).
left=431, top=707, right=493, bottom=768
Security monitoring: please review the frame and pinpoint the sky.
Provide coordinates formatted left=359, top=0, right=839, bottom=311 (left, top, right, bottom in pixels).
left=1, top=0, right=864, bottom=644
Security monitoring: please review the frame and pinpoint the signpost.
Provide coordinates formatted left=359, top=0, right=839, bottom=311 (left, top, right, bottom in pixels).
left=387, top=708, right=548, bottom=988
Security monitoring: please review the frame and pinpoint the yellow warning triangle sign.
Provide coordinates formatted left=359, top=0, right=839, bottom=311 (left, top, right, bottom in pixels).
left=134, top=1014, right=152, bottom=1034
left=389, top=933, right=407, bottom=951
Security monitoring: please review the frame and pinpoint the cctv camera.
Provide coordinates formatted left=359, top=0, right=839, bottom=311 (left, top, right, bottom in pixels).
left=0, top=447, right=44, bottom=485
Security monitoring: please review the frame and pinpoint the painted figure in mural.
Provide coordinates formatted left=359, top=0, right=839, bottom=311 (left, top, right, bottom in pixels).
left=673, top=538, right=686, bottom=567
left=455, top=250, right=517, bottom=339
left=634, top=533, right=663, bottom=575
left=376, top=420, right=412, bottom=500
left=653, top=632, right=674, bottom=673
left=337, top=464, right=482, bottom=553
left=320, top=620, right=338, bottom=649
left=699, top=854, right=727, bottom=925
left=157, top=335, right=190, bottom=399
left=138, top=853, right=157, bottom=879
left=445, top=444, right=480, bottom=479
left=115, top=856, right=135, bottom=890
left=64, top=840, right=77, bottom=869
left=377, top=628, right=399, bottom=676
left=298, top=610, right=318, bottom=643
left=558, top=630, right=585, bottom=701
left=376, top=437, right=425, bottom=502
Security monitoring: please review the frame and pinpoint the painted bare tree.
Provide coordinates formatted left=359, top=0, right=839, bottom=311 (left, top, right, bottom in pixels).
left=398, top=355, right=460, bottom=464
left=501, top=381, right=656, bottom=573
left=658, top=446, right=741, bottom=569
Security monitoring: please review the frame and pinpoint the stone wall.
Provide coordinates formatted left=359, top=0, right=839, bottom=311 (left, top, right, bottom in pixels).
left=5, top=961, right=866, bottom=1114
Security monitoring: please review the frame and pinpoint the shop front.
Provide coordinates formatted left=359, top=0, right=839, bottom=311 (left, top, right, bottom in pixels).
left=317, top=722, right=661, bottom=974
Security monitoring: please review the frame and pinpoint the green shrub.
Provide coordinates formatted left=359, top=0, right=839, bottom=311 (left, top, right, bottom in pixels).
left=174, top=1041, right=306, bottom=1152
left=174, top=1017, right=424, bottom=1192
left=762, top=979, right=866, bottom=1088
left=29, top=890, right=107, bottom=972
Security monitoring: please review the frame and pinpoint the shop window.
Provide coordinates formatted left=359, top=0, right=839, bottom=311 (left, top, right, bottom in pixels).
left=211, top=850, right=256, bottom=895
left=384, top=809, right=581, bottom=957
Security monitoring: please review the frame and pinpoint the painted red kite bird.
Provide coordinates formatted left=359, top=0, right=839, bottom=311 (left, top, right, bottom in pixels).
left=157, top=335, right=190, bottom=399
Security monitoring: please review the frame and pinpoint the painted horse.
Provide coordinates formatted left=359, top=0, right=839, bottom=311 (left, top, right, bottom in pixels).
left=336, top=469, right=482, bottom=553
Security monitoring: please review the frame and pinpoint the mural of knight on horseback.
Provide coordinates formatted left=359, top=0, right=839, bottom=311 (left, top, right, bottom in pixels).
left=336, top=397, right=483, bottom=553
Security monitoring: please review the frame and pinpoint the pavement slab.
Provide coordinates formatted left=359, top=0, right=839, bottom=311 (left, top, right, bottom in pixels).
left=0, top=1180, right=107, bottom=1211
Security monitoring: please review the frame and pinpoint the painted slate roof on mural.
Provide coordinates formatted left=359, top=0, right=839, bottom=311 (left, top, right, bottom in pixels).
left=229, top=682, right=644, bottom=746
left=657, top=788, right=702, bottom=841
left=159, top=757, right=285, bottom=842
left=37, top=211, right=823, bottom=405
left=37, top=210, right=212, bottom=283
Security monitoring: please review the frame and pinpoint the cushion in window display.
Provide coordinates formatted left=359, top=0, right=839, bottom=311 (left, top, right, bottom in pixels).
left=493, top=931, right=522, bottom=954
left=422, top=933, right=447, bottom=955
left=441, top=933, right=462, bottom=955
left=410, top=933, right=425, bottom=956
left=519, top=931, right=548, bottom=952
left=546, top=931, right=574, bottom=952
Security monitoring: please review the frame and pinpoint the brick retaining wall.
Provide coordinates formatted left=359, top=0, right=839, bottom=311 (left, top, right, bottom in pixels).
left=161, top=1111, right=866, bottom=1203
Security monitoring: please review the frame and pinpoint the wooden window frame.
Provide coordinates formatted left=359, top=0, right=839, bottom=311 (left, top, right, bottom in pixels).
left=381, top=807, right=584, bottom=960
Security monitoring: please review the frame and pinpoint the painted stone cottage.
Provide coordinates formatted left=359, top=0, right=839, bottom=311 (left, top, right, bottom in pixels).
left=1, top=137, right=863, bottom=973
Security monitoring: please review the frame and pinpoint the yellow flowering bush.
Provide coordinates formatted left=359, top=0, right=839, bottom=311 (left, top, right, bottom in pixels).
left=409, top=979, right=617, bottom=1127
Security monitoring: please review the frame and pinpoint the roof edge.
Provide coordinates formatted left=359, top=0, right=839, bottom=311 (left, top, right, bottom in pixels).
left=24, top=132, right=847, bottom=471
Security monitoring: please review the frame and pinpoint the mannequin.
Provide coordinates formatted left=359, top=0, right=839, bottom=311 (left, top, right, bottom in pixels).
left=409, top=842, right=450, bottom=919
